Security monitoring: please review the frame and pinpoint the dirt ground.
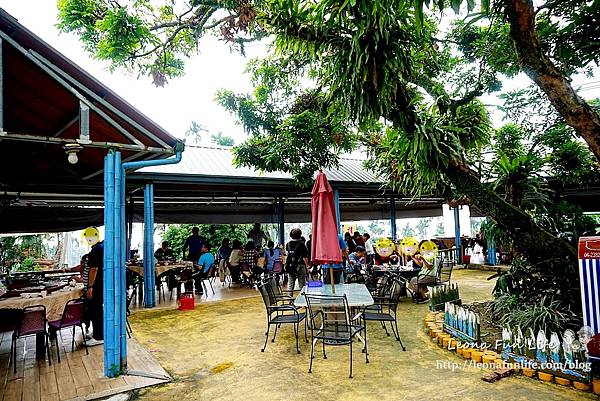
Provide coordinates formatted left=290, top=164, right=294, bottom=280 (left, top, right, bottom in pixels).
left=128, top=269, right=595, bottom=401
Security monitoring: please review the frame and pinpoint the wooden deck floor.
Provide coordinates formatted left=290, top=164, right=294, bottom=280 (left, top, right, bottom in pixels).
left=0, top=329, right=170, bottom=401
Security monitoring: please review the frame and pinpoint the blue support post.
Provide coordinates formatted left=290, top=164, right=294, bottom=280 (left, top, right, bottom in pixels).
left=118, top=153, right=127, bottom=369
left=454, top=207, right=461, bottom=263
left=390, top=197, right=397, bottom=241
left=277, top=196, right=285, bottom=245
left=143, top=183, right=155, bottom=307
left=333, top=189, right=341, bottom=233
left=103, top=151, right=117, bottom=376
left=487, top=239, right=497, bottom=266
left=113, top=151, right=122, bottom=373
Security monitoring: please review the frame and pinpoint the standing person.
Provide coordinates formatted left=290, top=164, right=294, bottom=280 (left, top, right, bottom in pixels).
left=247, top=223, right=270, bottom=252
left=353, top=231, right=365, bottom=247
left=263, top=240, right=282, bottom=272
left=323, top=233, right=348, bottom=285
left=183, top=227, right=204, bottom=262
left=82, top=227, right=104, bottom=345
left=344, top=232, right=357, bottom=253
left=216, top=238, right=232, bottom=283
left=363, top=233, right=375, bottom=264
left=194, top=244, right=215, bottom=295
left=285, top=228, right=309, bottom=295
left=228, top=240, right=244, bottom=284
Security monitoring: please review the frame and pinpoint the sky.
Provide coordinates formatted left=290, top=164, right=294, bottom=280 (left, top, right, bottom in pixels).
left=1, top=1, right=598, bottom=145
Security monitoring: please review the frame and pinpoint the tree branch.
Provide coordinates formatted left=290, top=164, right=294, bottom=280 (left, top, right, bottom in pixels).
left=505, top=0, right=600, bottom=162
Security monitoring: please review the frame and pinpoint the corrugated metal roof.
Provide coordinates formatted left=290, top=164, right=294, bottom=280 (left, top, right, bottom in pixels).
left=139, top=144, right=382, bottom=184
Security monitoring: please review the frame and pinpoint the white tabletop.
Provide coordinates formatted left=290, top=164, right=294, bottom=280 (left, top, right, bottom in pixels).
left=294, top=284, right=374, bottom=308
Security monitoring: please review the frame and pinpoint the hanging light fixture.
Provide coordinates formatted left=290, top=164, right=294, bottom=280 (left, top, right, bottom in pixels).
left=63, top=143, right=83, bottom=164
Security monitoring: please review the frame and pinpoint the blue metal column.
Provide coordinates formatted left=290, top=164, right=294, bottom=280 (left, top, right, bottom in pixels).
left=277, top=196, right=285, bottom=245
left=390, top=197, right=397, bottom=241
left=118, top=154, right=127, bottom=369
left=487, top=239, right=497, bottom=265
left=103, top=151, right=118, bottom=376
left=333, top=188, right=341, bottom=233
left=113, top=151, right=122, bottom=373
left=143, top=183, right=155, bottom=307
left=454, top=207, right=461, bottom=263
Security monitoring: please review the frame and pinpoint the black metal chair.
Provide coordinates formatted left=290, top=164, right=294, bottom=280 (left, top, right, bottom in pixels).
left=305, top=293, right=367, bottom=378
left=263, top=275, right=294, bottom=304
left=48, top=299, right=88, bottom=362
left=362, top=278, right=407, bottom=351
left=10, top=305, right=51, bottom=373
left=436, top=262, right=454, bottom=286
left=258, top=281, right=306, bottom=354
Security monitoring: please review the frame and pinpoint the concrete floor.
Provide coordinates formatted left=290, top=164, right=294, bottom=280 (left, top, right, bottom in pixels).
left=128, top=269, right=595, bottom=401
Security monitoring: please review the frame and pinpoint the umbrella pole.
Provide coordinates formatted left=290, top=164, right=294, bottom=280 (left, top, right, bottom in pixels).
left=329, top=266, right=335, bottom=293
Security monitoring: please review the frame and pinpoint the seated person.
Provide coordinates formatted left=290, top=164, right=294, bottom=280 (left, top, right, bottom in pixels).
left=154, top=241, right=174, bottom=261
left=217, top=238, right=232, bottom=283
left=241, top=241, right=260, bottom=281
left=228, top=240, right=244, bottom=284
left=263, top=240, right=282, bottom=272
left=408, top=254, right=439, bottom=302
left=67, top=254, right=88, bottom=283
left=374, top=251, right=399, bottom=265
left=347, top=246, right=367, bottom=273
left=194, top=244, right=215, bottom=294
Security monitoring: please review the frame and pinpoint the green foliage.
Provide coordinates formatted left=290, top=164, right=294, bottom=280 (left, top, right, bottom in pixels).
left=162, top=223, right=253, bottom=257
left=0, top=235, right=48, bottom=272
left=57, top=0, right=263, bottom=85
left=217, top=57, right=356, bottom=187
left=211, top=133, right=235, bottom=146
left=492, top=293, right=577, bottom=333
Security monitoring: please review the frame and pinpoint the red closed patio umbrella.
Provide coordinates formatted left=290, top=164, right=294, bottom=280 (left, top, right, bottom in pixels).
left=311, top=171, right=342, bottom=292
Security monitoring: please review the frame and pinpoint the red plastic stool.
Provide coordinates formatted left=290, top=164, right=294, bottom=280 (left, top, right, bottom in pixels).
left=178, top=292, right=195, bottom=311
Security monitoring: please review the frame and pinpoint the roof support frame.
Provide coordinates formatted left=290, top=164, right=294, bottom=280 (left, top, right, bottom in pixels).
left=79, top=100, right=90, bottom=142
left=52, top=113, right=79, bottom=137
left=0, top=130, right=173, bottom=153
left=0, top=31, right=150, bottom=150
left=29, top=50, right=172, bottom=150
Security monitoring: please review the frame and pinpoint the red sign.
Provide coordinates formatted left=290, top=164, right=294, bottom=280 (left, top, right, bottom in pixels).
left=579, top=236, right=600, bottom=259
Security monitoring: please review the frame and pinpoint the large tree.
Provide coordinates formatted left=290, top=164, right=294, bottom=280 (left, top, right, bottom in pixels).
left=57, top=0, right=600, bottom=324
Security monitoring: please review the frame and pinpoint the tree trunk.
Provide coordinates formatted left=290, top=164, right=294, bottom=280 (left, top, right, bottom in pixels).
left=505, top=0, right=600, bottom=162
left=444, top=161, right=577, bottom=267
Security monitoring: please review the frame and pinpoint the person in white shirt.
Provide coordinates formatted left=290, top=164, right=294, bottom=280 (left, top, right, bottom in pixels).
left=363, top=233, right=375, bottom=264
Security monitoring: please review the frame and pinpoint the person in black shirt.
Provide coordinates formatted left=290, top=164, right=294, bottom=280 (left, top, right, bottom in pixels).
left=86, top=241, right=104, bottom=343
left=183, top=227, right=205, bottom=262
left=285, top=228, right=309, bottom=296
left=154, top=241, right=174, bottom=261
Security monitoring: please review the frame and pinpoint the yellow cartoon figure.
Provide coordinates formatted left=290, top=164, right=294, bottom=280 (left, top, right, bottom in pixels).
left=82, top=227, right=100, bottom=247
left=419, top=240, right=439, bottom=263
left=399, top=236, right=419, bottom=256
left=375, top=238, right=396, bottom=258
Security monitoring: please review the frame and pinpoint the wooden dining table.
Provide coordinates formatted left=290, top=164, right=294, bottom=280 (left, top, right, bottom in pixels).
left=126, top=261, right=192, bottom=277
left=0, top=284, right=84, bottom=358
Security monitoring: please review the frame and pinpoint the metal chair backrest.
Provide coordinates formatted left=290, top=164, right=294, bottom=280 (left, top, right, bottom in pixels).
left=18, top=305, right=47, bottom=336
left=257, top=282, right=276, bottom=311
left=438, top=263, right=453, bottom=284
left=59, top=299, right=84, bottom=328
left=264, top=276, right=282, bottom=298
left=305, top=293, right=351, bottom=329
left=272, top=260, right=283, bottom=274
left=388, top=279, right=405, bottom=313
